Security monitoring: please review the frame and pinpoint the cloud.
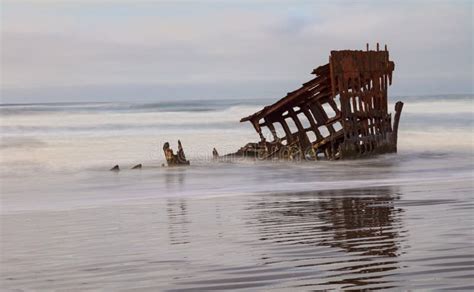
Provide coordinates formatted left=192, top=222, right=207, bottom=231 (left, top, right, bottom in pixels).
left=1, top=1, right=472, bottom=102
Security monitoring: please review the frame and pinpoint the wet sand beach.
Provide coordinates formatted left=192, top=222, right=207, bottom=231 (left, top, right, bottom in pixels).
left=2, top=180, right=473, bottom=291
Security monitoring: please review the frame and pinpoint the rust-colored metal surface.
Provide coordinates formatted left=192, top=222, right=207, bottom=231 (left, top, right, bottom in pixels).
left=238, top=44, right=404, bottom=160
left=163, top=140, right=190, bottom=166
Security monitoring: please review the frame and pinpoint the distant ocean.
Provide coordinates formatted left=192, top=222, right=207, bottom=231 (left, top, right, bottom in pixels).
left=1, top=94, right=472, bottom=175
left=1, top=94, right=473, bottom=290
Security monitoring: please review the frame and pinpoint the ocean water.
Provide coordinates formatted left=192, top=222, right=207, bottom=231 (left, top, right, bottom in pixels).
left=1, top=95, right=473, bottom=290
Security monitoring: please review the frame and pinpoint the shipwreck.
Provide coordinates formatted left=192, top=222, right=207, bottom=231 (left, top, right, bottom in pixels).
left=224, top=44, right=404, bottom=161
left=161, top=44, right=404, bottom=166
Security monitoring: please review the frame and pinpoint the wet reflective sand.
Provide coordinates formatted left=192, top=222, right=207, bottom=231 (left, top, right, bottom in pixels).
left=2, top=181, right=473, bottom=291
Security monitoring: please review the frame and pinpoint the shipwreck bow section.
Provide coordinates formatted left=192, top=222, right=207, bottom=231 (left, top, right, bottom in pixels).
left=240, top=45, right=404, bottom=160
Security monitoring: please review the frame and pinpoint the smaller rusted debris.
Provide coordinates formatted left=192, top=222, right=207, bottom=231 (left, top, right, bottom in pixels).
left=212, top=148, right=219, bottom=158
left=110, top=165, right=120, bottom=172
left=131, top=164, right=142, bottom=169
left=163, top=140, right=190, bottom=166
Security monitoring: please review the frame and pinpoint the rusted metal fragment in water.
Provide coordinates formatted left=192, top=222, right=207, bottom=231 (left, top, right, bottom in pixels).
left=131, top=164, right=142, bottom=169
left=239, top=44, right=404, bottom=160
left=110, top=165, right=120, bottom=171
left=163, top=140, right=190, bottom=166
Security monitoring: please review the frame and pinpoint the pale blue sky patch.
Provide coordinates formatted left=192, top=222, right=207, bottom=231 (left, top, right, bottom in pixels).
left=1, top=0, right=472, bottom=103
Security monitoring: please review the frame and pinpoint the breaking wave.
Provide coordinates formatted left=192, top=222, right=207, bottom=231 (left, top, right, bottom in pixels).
left=0, top=94, right=472, bottom=176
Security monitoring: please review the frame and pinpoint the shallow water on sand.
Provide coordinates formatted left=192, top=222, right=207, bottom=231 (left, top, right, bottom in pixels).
left=1, top=95, right=473, bottom=290
left=2, top=181, right=473, bottom=291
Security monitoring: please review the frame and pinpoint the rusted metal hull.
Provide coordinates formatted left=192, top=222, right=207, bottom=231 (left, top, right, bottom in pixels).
left=238, top=44, right=403, bottom=160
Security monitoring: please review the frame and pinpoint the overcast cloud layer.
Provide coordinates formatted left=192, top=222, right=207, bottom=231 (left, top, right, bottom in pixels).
left=1, top=0, right=473, bottom=102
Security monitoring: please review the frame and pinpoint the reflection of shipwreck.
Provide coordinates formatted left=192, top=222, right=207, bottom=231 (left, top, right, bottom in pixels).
left=236, top=44, right=404, bottom=160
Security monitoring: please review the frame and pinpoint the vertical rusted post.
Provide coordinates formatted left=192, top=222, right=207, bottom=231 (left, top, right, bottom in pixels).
left=279, top=119, right=293, bottom=143
left=289, top=108, right=310, bottom=147
left=392, top=101, right=404, bottom=152
left=302, top=106, right=323, bottom=140
left=252, top=121, right=265, bottom=142
left=265, top=119, right=278, bottom=141
left=329, top=55, right=336, bottom=99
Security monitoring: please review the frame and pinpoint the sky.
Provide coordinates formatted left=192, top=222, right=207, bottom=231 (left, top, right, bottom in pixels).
left=1, top=0, right=473, bottom=103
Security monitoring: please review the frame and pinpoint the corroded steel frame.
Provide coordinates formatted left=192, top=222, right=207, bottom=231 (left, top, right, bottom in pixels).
left=240, top=44, right=403, bottom=160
